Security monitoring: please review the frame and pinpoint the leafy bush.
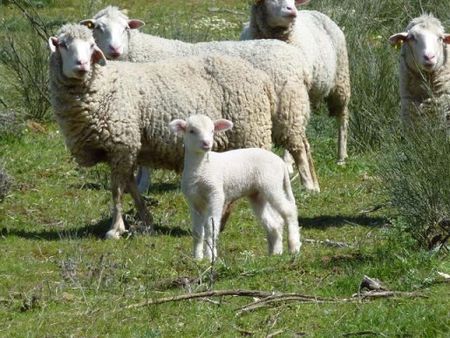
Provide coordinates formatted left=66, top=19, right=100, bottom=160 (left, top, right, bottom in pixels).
left=378, top=111, right=450, bottom=250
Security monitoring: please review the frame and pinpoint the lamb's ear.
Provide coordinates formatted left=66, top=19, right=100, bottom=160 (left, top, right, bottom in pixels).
left=443, top=34, right=450, bottom=44
left=295, top=0, right=310, bottom=5
left=80, top=19, right=96, bottom=29
left=128, top=19, right=145, bottom=29
left=389, top=32, right=407, bottom=46
left=214, top=119, right=233, bottom=133
left=92, top=46, right=107, bottom=66
left=169, top=119, right=187, bottom=134
left=48, top=37, right=58, bottom=52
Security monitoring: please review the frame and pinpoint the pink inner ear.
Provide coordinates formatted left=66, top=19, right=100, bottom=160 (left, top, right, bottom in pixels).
left=128, top=20, right=145, bottom=29
left=214, top=119, right=233, bottom=132
left=389, top=33, right=407, bottom=44
left=92, top=47, right=107, bottom=66
left=443, top=35, right=450, bottom=44
left=295, top=0, right=309, bottom=4
left=169, top=120, right=187, bottom=133
left=48, top=37, right=58, bottom=52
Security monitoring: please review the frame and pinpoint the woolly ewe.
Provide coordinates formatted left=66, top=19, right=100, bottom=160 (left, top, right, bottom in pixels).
left=389, top=14, right=450, bottom=128
left=81, top=5, right=320, bottom=192
left=48, top=24, right=277, bottom=239
left=170, top=115, right=301, bottom=261
left=241, top=0, right=351, bottom=165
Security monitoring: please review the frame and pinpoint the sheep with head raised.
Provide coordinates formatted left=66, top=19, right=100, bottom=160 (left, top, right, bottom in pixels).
left=240, top=0, right=351, bottom=165
left=389, top=14, right=450, bottom=129
left=169, top=114, right=301, bottom=261
left=81, top=5, right=320, bottom=192
left=48, top=24, right=280, bottom=239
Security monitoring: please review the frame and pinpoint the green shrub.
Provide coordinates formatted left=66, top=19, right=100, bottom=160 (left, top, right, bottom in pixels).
left=378, top=111, right=450, bottom=250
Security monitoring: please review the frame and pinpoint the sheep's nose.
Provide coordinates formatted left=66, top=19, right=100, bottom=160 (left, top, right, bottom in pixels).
left=424, top=54, right=435, bottom=62
left=76, top=59, right=88, bottom=66
left=202, top=140, right=211, bottom=149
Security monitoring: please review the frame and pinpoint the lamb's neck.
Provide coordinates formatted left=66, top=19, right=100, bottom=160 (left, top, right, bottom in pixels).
left=183, top=150, right=212, bottom=176
left=250, top=5, right=295, bottom=42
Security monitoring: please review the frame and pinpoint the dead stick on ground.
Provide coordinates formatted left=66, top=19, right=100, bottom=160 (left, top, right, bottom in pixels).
left=124, top=289, right=426, bottom=310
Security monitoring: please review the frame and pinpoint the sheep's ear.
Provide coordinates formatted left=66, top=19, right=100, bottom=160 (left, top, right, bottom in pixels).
left=80, top=19, right=96, bottom=29
left=92, top=46, right=107, bottom=66
left=214, top=119, right=233, bottom=133
left=295, top=0, right=310, bottom=5
left=128, top=19, right=145, bottom=29
left=389, top=32, right=407, bottom=49
left=443, top=34, right=450, bottom=44
left=169, top=119, right=187, bottom=134
left=48, top=37, right=58, bottom=52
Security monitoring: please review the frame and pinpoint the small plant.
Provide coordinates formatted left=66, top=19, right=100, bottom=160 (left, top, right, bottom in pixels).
left=378, top=108, right=450, bottom=250
left=0, top=165, right=13, bottom=202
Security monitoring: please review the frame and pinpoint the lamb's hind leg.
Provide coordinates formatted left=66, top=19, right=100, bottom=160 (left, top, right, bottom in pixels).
left=249, top=194, right=283, bottom=255
left=126, top=172, right=154, bottom=233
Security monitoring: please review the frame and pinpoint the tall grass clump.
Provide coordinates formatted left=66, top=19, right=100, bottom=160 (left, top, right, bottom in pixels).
left=378, top=108, right=450, bottom=250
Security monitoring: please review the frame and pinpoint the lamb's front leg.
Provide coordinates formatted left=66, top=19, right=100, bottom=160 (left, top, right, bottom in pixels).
left=105, top=170, right=127, bottom=239
left=190, top=207, right=204, bottom=260
left=203, top=198, right=224, bottom=262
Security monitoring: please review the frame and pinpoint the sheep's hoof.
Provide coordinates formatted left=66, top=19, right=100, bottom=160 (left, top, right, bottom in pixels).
left=105, top=229, right=124, bottom=239
left=337, top=159, right=347, bottom=166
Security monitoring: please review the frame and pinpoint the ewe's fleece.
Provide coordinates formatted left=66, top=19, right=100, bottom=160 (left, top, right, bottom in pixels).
left=84, top=6, right=319, bottom=191
left=241, top=1, right=351, bottom=164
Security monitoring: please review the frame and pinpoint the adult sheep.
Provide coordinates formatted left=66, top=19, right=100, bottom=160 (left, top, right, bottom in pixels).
left=389, top=14, right=450, bottom=129
left=240, top=0, right=351, bottom=165
left=48, top=24, right=279, bottom=239
left=80, top=5, right=320, bottom=192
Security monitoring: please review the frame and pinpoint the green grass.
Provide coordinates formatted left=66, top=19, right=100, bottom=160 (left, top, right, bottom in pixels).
left=1, top=0, right=449, bottom=336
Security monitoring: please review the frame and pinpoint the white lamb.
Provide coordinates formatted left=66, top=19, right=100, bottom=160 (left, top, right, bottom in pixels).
left=80, top=5, right=320, bottom=192
left=240, top=0, right=351, bottom=165
left=48, top=24, right=279, bottom=239
left=389, top=14, right=450, bottom=129
left=169, top=114, right=301, bottom=261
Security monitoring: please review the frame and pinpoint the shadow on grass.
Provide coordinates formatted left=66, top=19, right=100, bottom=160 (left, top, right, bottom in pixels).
left=299, top=214, right=388, bottom=229
left=0, top=217, right=190, bottom=241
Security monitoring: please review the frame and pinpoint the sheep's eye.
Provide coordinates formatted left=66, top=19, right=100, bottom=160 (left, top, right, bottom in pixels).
left=189, top=129, right=195, bottom=134
left=95, top=25, right=104, bottom=32
left=408, top=35, right=416, bottom=42
left=59, top=42, right=67, bottom=49
left=90, top=43, right=95, bottom=49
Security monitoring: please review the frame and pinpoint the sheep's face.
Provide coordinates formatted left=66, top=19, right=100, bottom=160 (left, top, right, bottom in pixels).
left=259, top=0, right=307, bottom=28
left=169, top=115, right=233, bottom=154
left=81, top=15, right=144, bottom=60
left=49, top=35, right=106, bottom=79
left=390, top=25, right=450, bottom=73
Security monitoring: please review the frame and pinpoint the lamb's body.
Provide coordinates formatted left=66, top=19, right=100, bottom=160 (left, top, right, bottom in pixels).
left=171, top=115, right=301, bottom=261
left=390, top=14, right=450, bottom=128
left=240, top=0, right=351, bottom=164
left=82, top=6, right=320, bottom=191
left=49, top=24, right=275, bottom=239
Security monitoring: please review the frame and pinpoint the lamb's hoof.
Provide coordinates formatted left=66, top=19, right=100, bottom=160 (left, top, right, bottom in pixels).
left=105, top=229, right=127, bottom=239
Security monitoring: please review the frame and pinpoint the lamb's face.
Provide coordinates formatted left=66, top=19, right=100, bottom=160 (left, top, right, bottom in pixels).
left=391, top=24, right=450, bottom=73
left=49, top=33, right=106, bottom=79
left=81, top=13, right=144, bottom=60
left=169, top=115, right=233, bottom=154
left=260, top=0, right=307, bottom=28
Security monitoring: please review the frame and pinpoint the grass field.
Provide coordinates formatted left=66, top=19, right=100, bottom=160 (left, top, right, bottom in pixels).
left=0, top=0, right=449, bottom=336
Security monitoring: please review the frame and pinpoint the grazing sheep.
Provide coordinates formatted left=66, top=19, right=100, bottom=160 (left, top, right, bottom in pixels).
left=240, top=0, right=351, bottom=165
left=389, top=14, right=450, bottom=129
left=48, top=24, right=278, bottom=239
left=169, top=114, right=301, bottom=261
left=81, top=5, right=320, bottom=192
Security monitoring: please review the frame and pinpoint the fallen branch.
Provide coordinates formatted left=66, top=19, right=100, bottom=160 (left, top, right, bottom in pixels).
left=124, top=288, right=427, bottom=311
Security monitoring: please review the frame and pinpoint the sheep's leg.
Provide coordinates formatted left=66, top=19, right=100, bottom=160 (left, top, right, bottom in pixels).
left=136, top=166, right=151, bottom=194
left=267, top=193, right=301, bottom=254
left=203, top=199, right=223, bottom=261
left=303, top=137, right=320, bottom=192
left=288, top=139, right=320, bottom=193
left=249, top=195, right=283, bottom=255
left=106, top=172, right=127, bottom=239
left=126, top=174, right=154, bottom=233
left=190, top=207, right=204, bottom=260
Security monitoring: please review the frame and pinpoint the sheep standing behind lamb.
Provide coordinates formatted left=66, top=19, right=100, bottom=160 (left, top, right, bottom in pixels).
left=389, top=14, right=450, bottom=130
left=80, top=5, right=320, bottom=192
left=240, top=0, right=351, bottom=165
left=170, top=115, right=301, bottom=261
left=48, top=24, right=280, bottom=239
